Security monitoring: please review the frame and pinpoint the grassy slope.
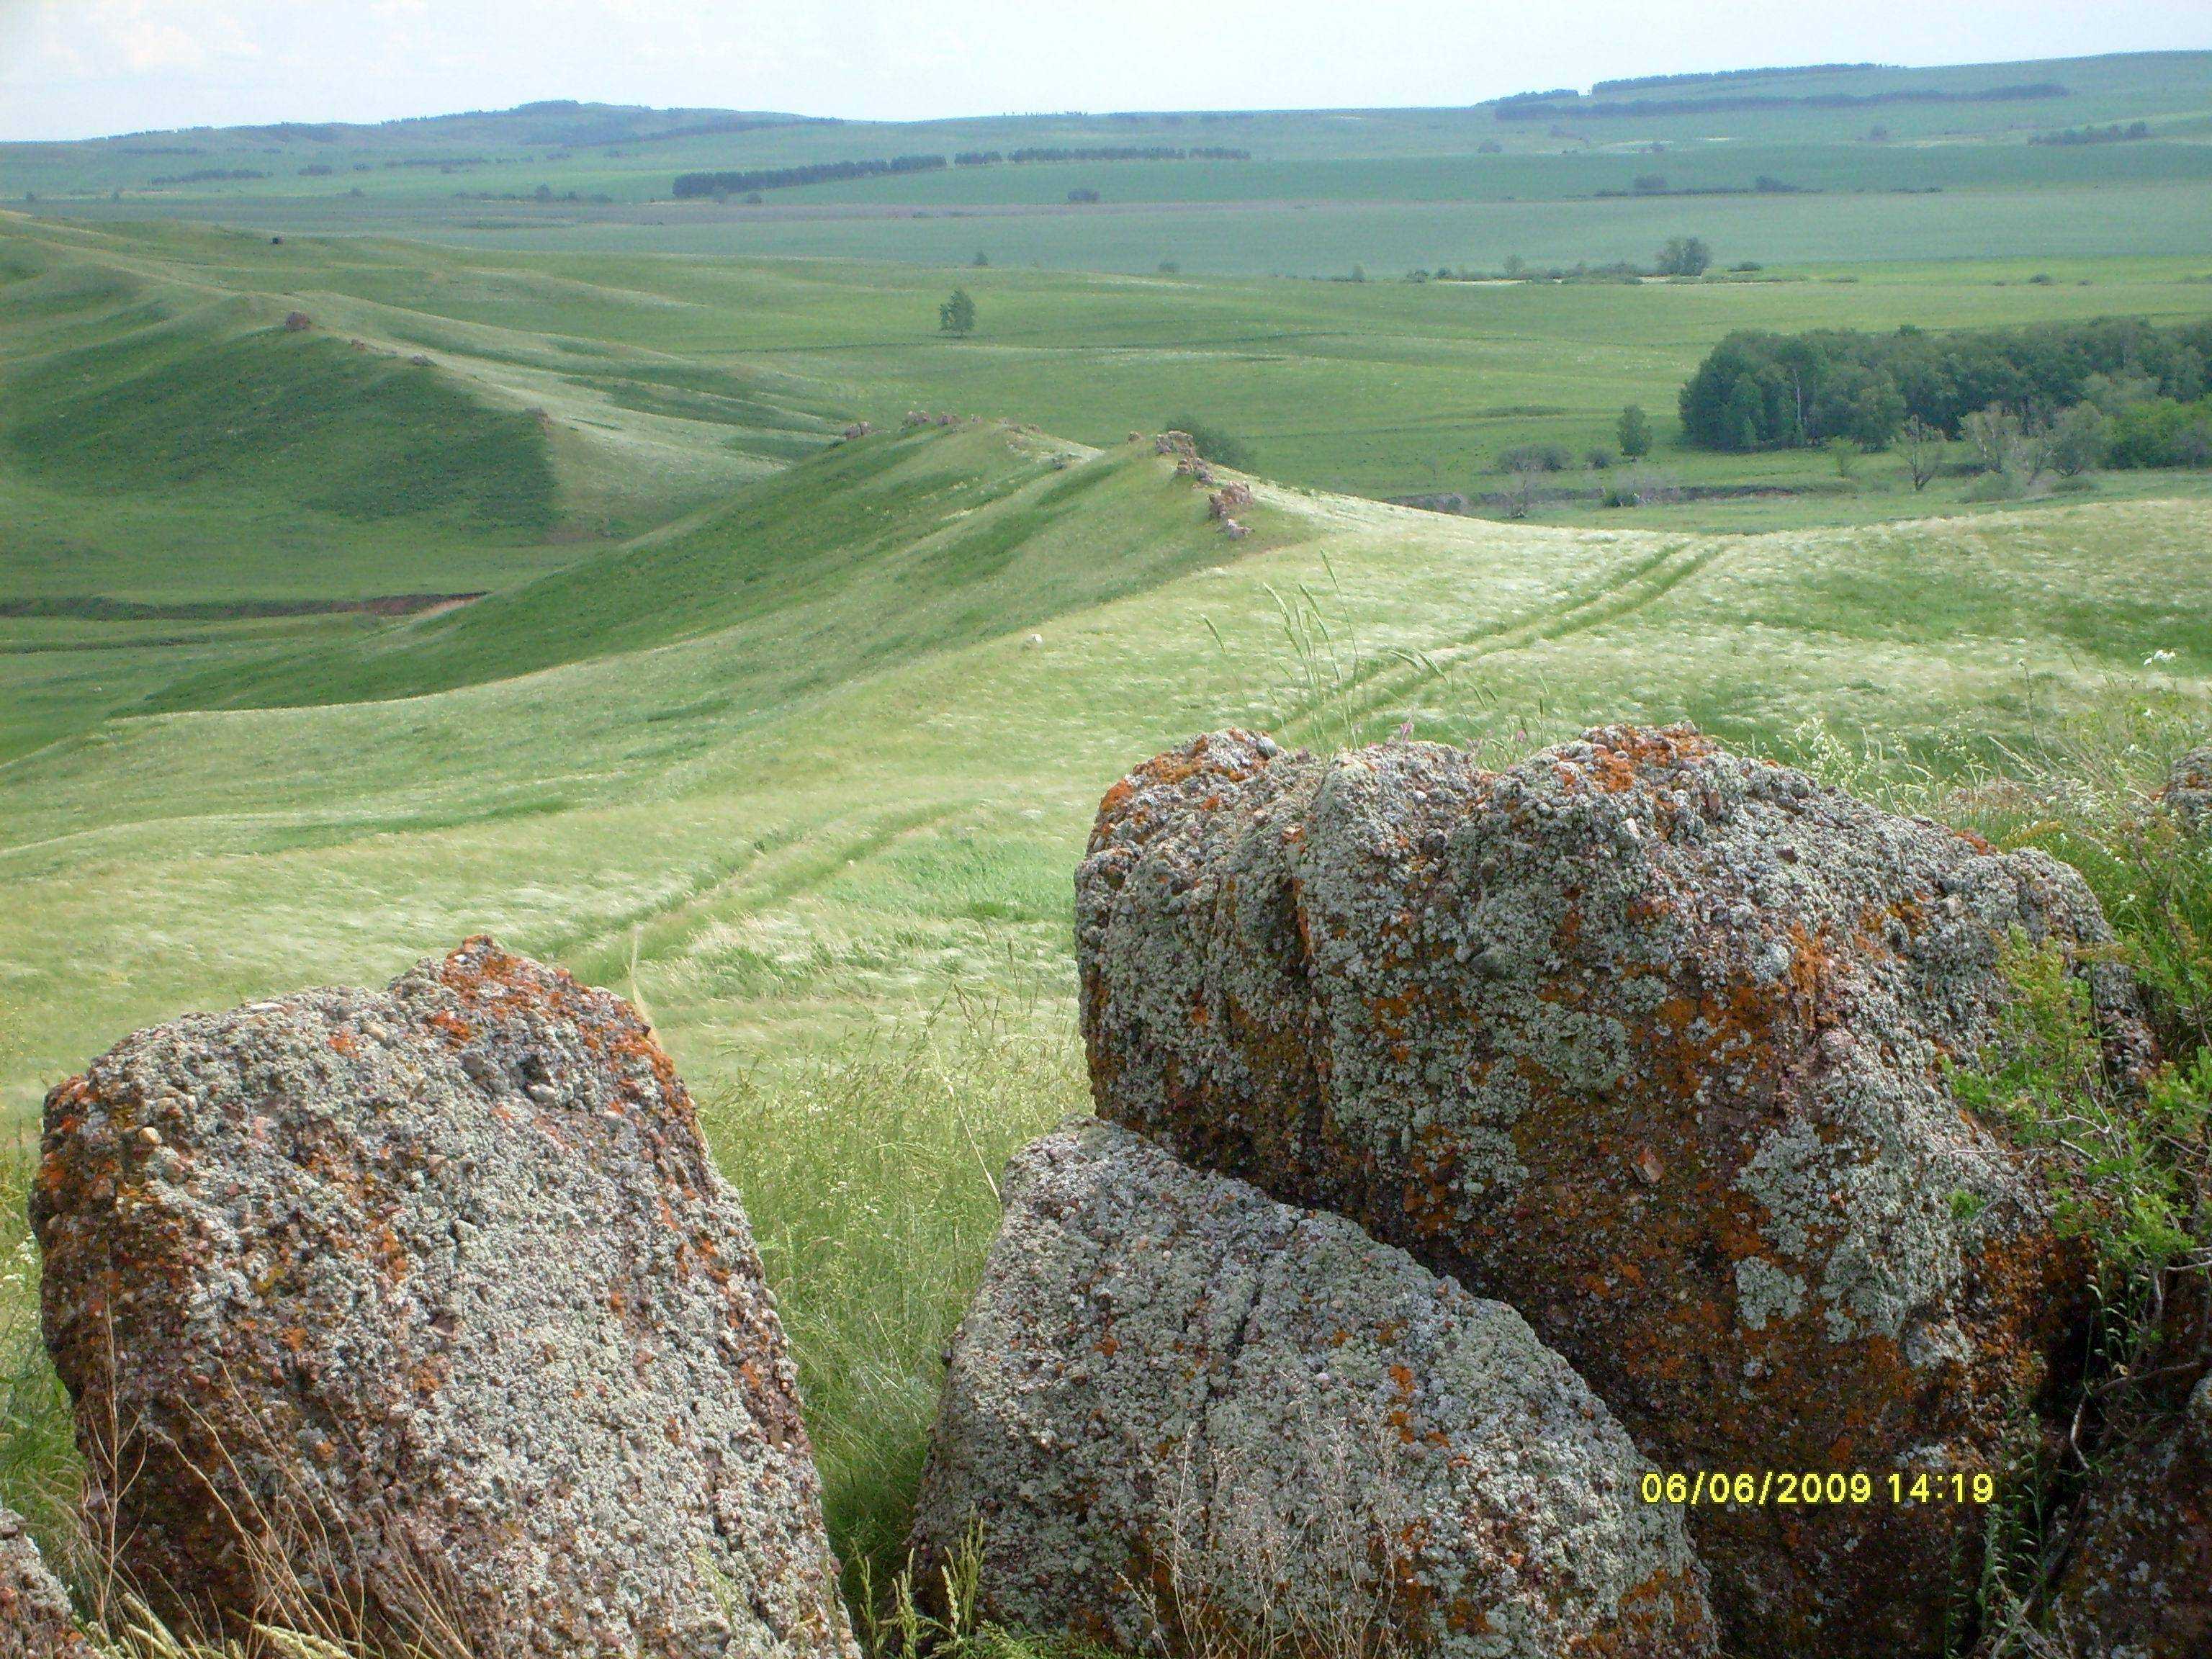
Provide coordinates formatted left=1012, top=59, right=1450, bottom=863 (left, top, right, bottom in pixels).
left=148, top=423, right=1302, bottom=711
left=15, top=215, right=2212, bottom=517
left=5, top=433, right=2210, bottom=1120
left=0, top=212, right=853, bottom=757
left=8, top=433, right=2212, bottom=1601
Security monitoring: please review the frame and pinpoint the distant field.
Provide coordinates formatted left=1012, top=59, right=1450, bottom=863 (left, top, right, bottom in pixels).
left=7, top=52, right=2211, bottom=205
left=10, top=216, right=2212, bottom=525
left=32, top=176, right=2212, bottom=279
left=9, top=50, right=2212, bottom=281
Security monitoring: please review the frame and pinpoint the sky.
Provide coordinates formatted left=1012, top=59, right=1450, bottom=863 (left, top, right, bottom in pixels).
left=0, top=0, right=2204, bottom=142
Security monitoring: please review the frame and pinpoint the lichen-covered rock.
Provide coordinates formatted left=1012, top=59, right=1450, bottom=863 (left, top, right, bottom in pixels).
left=912, top=1120, right=1715, bottom=1659
left=33, top=938, right=853, bottom=1659
left=1077, top=725, right=2149, bottom=1658
left=2049, top=1375, right=2212, bottom=1658
left=0, top=1507, right=86, bottom=1658
left=2164, top=744, right=2212, bottom=835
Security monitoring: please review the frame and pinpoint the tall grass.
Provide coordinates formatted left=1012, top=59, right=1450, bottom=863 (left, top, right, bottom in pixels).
left=701, top=1002, right=1086, bottom=1604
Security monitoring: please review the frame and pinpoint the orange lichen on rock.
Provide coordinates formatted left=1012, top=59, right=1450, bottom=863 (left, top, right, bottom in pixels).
left=1076, top=722, right=2149, bottom=1659
left=33, top=940, right=853, bottom=1659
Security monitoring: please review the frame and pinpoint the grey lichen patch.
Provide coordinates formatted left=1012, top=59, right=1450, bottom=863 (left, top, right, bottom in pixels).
left=34, top=938, right=854, bottom=1659
left=1077, top=723, right=2149, bottom=1659
left=913, top=1120, right=1715, bottom=1659
left=1732, top=1258, right=1806, bottom=1333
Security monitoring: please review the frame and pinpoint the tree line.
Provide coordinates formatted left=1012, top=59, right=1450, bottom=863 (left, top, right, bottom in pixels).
left=1495, top=81, right=2067, bottom=121
left=673, top=154, right=946, bottom=197
left=1590, top=63, right=1887, bottom=94
left=673, top=145, right=1249, bottom=199
left=2030, top=122, right=2154, bottom=146
left=1678, top=317, right=2212, bottom=468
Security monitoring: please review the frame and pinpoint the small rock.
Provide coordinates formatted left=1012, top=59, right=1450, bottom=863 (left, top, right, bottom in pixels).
left=912, top=1120, right=1714, bottom=1658
left=2049, top=1376, right=2212, bottom=1656
left=2164, top=744, right=2212, bottom=835
left=0, top=1504, right=87, bottom=1656
left=36, top=938, right=853, bottom=1659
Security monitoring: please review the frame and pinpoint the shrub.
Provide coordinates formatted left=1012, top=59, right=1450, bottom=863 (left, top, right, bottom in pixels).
left=2107, top=398, right=2212, bottom=469
left=1616, top=403, right=1653, bottom=458
left=1654, top=235, right=1712, bottom=276
left=1496, top=441, right=1571, bottom=473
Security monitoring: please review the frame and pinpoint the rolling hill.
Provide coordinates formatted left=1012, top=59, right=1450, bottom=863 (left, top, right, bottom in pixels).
left=8, top=52, right=2211, bottom=277
left=5, top=130, right=2212, bottom=1608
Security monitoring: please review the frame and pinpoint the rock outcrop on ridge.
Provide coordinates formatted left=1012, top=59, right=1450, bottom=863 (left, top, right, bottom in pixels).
left=912, top=1120, right=1714, bottom=1659
left=1076, top=724, right=2149, bottom=1656
left=34, top=938, right=853, bottom=1659
left=2165, top=742, right=2212, bottom=836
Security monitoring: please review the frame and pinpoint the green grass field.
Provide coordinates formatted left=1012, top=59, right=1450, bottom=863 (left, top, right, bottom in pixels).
left=6, top=49, right=2212, bottom=1632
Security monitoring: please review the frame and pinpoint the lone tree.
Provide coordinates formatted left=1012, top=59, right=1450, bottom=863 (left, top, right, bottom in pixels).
left=1898, top=416, right=1945, bottom=491
left=1617, top=404, right=1653, bottom=459
left=939, top=288, right=977, bottom=337
left=1655, top=235, right=1712, bottom=276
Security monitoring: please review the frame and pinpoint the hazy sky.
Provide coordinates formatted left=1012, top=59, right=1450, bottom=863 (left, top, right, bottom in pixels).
left=0, top=1, right=2204, bottom=142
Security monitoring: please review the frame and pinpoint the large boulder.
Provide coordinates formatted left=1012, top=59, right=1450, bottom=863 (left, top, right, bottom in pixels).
left=2164, top=743, right=2212, bottom=836
left=1076, top=725, right=2148, bottom=1657
left=912, top=1120, right=1715, bottom=1659
left=33, top=938, right=853, bottom=1659
left=0, top=1507, right=85, bottom=1657
left=2049, top=1374, right=2212, bottom=1658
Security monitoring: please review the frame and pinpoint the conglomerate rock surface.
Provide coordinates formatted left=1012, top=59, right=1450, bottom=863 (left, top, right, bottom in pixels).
left=1076, top=724, right=2148, bottom=1658
left=33, top=938, right=853, bottom=1659
left=2049, top=1374, right=2212, bottom=1658
left=0, top=1507, right=85, bottom=1658
left=912, top=1120, right=1715, bottom=1658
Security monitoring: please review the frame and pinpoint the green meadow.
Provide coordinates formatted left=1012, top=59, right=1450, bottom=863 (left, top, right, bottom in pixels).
left=5, top=47, right=2212, bottom=1619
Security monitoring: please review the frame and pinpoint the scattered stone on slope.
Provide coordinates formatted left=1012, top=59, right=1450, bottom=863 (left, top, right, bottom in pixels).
left=1076, top=724, right=2152, bottom=1658
left=912, top=1120, right=1716, bottom=1659
left=2049, top=1374, right=2212, bottom=1658
left=2165, top=743, right=2212, bottom=835
left=0, top=1508, right=86, bottom=1658
left=33, top=938, right=853, bottom=1659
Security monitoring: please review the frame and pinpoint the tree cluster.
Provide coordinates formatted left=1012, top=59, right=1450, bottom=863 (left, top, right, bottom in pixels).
left=675, top=145, right=1249, bottom=199
left=673, top=154, right=946, bottom=198
left=1678, top=317, right=2212, bottom=455
left=2030, top=122, right=2153, bottom=146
